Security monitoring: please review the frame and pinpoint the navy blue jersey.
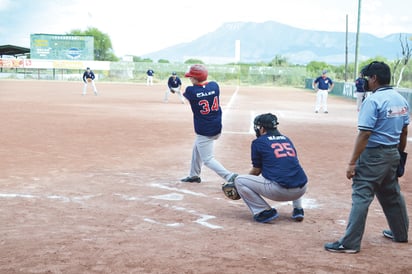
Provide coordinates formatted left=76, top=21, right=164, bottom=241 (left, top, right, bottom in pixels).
left=314, top=76, right=333, bottom=90
left=147, top=69, right=154, bottom=76
left=355, top=77, right=365, bottom=93
left=251, top=134, right=307, bottom=188
left=183, top=81, right=222, bottom=136
left=168, top=76, right=182, bottom=88
left=82, top=70, right=95, bottom=82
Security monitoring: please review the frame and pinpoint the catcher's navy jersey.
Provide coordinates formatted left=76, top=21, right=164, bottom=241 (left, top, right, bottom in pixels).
left=251, top=134, right=307, bottom=188
left=184, top=81, right=222, bottom=136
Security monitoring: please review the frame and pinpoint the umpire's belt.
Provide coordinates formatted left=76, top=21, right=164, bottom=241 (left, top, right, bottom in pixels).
left=367, top=144, right=398, bottom=149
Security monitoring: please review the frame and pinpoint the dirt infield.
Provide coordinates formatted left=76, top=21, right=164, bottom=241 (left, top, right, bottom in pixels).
left=0, top=80, right=411, bottom=273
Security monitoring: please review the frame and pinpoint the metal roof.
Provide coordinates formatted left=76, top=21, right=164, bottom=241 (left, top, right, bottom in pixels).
left=0, top=44, right=30, bottom=57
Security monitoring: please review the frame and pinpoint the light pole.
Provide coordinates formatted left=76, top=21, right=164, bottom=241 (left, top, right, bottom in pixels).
left=354, top=0, right=362, bottom=81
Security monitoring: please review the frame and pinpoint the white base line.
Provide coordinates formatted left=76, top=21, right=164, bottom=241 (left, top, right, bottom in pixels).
left=222, top=85, right=239, bottom=120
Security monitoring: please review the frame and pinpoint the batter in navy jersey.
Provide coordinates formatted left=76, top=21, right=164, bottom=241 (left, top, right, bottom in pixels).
left=180, top=64, right=237, bottom=184
left=313, top=69, right=334, bottom=113
left=233, top=113, right=308, bottom=223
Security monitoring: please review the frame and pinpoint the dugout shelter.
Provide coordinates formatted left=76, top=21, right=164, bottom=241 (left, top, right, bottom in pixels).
left=0, top=44, right=30, bottom=58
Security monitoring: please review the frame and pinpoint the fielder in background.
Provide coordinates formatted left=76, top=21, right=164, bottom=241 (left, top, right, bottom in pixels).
left=180, top=64, right=237, bottom=184
left=82, top=67, right=98, bottom=96
left=313, top=69, right=334, bottom=113
left=354, top=71, right=366, bottom=111
left=146, top=68, right=154, bottom=86
left=226, top=113, right=307, bottom=223
left=325, top=61, right=409, bottom=254
left=164, top=72, right=185, bottom=103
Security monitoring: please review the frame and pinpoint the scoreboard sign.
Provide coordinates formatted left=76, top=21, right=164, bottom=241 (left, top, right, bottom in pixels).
left=30, top=34, right=94, bottom=60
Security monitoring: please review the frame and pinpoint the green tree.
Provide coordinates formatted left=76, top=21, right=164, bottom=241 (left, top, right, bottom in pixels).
left=68, top=27, right=118, bottom=61
left=184, top=59, right=204, bottom=64
left=132, top=56, right=153, bottom=63
left=269, top=55, right=288, bottom=66
left=393, top=34, right=412, bottom=87
left=306, top=61, right=329, bottom=77
left=158, top=59, right=169, bottom=63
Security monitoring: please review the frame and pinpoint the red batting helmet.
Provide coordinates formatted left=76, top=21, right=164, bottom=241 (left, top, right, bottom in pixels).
left=184, top=64, right=208, bottom=82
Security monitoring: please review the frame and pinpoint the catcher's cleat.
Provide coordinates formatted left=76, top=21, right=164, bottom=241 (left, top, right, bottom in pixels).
left=254, top=208, right=279, bottom=223
left=292, top=208, right=304, bottom=222
left=180, top=176, right=201, bottom=183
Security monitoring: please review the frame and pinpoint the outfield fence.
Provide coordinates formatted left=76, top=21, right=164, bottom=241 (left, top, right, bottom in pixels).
left=1, top=58, right=411, bottom=106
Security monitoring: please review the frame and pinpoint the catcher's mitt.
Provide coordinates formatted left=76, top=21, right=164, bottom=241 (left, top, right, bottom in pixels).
left=222, top=182, right=241, bottom=200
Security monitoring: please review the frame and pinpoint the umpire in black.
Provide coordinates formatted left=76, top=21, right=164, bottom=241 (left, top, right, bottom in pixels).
left=325, top=61, right=409, bottom=253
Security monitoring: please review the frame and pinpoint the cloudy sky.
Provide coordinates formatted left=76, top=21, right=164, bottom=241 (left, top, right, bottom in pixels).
left=1, top=0, right=411, bottom=57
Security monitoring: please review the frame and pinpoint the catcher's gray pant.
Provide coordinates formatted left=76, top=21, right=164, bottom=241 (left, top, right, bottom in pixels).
left=339, top=147, right=408, bottom=250
left=235, top=175, right=307, bottom=216
left=83, top=80, right=98, bottom=95
left=164, top=87, right=185, bottom=103
left=188, top=134, right=233, bottom=182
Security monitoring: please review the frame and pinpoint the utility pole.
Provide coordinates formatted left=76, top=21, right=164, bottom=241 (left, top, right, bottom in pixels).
left=345, top=14, right=348, bottom=82
left=354, top=0, right=362, bottom=80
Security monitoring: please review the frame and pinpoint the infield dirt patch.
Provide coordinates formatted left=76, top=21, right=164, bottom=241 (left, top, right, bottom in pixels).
left=0, top=80, right=411, bottom=273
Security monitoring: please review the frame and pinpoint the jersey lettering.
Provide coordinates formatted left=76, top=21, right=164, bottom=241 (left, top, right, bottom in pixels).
left=271, top=142, right=296, bottom=158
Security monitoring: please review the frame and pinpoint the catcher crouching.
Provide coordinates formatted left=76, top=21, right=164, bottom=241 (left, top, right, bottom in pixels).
left=222, top=113, right=308, bottom=223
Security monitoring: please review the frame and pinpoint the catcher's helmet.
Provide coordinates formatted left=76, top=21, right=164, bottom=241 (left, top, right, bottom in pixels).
left=254, top=113, right=279, bottom=137
left=184, top=64, right=208, bottom=82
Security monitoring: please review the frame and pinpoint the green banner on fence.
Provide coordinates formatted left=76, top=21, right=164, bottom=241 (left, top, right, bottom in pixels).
left=30, top=34, right=94, bottom=61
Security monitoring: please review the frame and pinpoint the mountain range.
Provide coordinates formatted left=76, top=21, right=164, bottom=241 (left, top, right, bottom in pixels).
left=142, top=21, right=412, bottom=65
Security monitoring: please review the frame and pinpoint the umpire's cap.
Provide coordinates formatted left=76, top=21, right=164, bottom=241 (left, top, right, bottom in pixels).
left=185, top=64, right=208, bottom=82
left=361, top=61, right=391, bottom=84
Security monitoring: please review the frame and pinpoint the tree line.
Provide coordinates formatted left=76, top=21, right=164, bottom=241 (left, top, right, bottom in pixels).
left=69, top=28, right=412, bottom=88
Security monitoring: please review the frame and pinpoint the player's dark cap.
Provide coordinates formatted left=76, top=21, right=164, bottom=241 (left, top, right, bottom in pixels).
left=172, top=72, right=176, bottom=75
left=322, top=69, right=328, bottom=74
left=86, top=67, right=90, bottom=70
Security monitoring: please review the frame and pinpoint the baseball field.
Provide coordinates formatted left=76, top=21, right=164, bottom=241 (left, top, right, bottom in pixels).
left=0, top=80, right=411, bottom=273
